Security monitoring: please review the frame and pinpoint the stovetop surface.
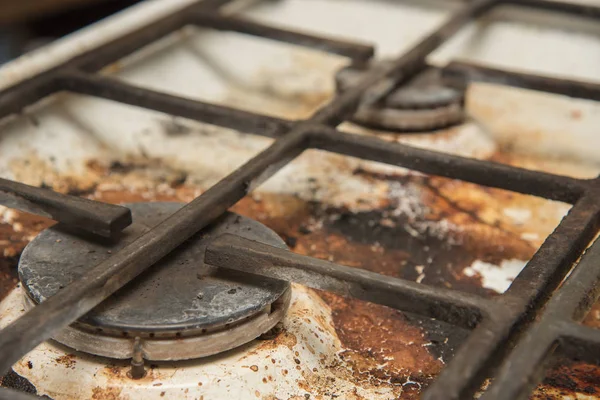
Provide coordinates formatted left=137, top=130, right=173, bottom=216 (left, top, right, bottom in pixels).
left=0, top=0, right=599, bottom=399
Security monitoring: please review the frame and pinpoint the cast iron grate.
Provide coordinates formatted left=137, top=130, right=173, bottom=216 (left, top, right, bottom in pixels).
left=0, top=0, right=600, bottom=398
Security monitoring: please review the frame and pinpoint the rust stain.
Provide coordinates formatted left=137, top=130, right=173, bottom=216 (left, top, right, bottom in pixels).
left=322, top=292, right=442, bottom=378
left=106, top=365, right=121, bottom=378
left=9, top=153, right=101, bottom=194
left=91, top=386, right=128, bottom=400
left=294, top=293, right=437, bottom=399
left=54, top=354, right=77, bottom=369
left=529, top=302, right=600, bottom=397
left=0, top=209, right=53, bottom=300
left=532, top=358, right=600, bottom=399
left=100, top=362, right=157, bottom=384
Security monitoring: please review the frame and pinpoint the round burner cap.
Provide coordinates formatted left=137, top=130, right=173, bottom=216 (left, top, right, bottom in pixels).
left=19, top=202, right=290, bottom=360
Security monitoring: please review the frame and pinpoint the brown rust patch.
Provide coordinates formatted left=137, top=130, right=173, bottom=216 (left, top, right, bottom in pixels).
left=54, top=354, right=76, bottom=369
left=105, top=365, right=122, bottom=378
left=320, top=292, right=442, bottom=385
left=0, top=210, right=53, bottom=300
left=254, top=327, right=298, bottom=354
left=91, top=386, right=127, bottom=400
left=8, top=153, right=100, bottom=195
left=298, top=356, right=405, bottom=399
left=532, top=358, right=600, bottom=399
left=100, top=362, right=158, bottom=384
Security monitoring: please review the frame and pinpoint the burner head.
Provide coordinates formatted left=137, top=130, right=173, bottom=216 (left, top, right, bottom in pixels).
left=18, top=202, right=290, bottom=360
left=335, top=63, right=465, bottom=132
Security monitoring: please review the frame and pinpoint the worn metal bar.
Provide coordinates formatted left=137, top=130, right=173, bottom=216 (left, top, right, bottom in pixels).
left=0, top=127, right=310, bottom=376
left=0, top=75, right=61, bottom=120
left=423, top=195, right=600, bottom=400
left=443, top=61, right=600, bottom=101
left=58, top=71, right=291, bottom=138
left=191, top=12, right=375, bottom=62
left=0, top=178, right=132, bottom=237
left=505, top=196, right=600, bottom=301
left=481, top=234, right=600, bottom=400
left=205, top=234, right=494, bottom=329
left=508, top=0, right=600, bottom=19
left=309, top=127, right=587, bottom=204
left=311, top=0, right=499, bottom=125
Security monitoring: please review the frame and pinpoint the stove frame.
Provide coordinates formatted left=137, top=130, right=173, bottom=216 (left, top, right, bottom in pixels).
left=0, top=0, right=600, bottom=399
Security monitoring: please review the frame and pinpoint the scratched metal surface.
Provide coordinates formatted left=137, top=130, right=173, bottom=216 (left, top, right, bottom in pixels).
left=0, top=0, right=600, bottom=398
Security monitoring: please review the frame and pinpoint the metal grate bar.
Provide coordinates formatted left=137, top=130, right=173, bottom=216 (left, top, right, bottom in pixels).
left=505, top=195, right=600, bottom=300
left=0, top=75, right=60, bottom=120
left=423, top=194, right=600, bottom=399
left=309, top=127, right=587, bottom=204
left=205, top=233, right=497, bottom=329
left=482, top=232, right=600, bottom=399
left=58, top=71, right=291, bottom=138
left=0, top=178, right=132, bottom=237
left=190, top=11, right=375, bottom=62
left=443, top=61, right=600, bottom=101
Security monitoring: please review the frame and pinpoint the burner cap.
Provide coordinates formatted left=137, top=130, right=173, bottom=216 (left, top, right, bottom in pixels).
left=18, top=202, right=290, bottom=360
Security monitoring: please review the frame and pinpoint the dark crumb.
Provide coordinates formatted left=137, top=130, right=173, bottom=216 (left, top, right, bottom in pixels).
left=109, top=161, right=133, bottom=174
left=543, top=373, right=578, bottom=391
left=283, top=235, right=298, bottom=248
left=170, top=174, right=188, bottom=187
left=298, top=225, right=312, bottom=235
left=27, top=361, right=33, bottom=370
left=584, top=386, right=596, bottom=394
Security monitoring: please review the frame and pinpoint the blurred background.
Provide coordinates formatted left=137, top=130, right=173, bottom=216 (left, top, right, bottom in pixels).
left=0, top=0, right=141, bottom=63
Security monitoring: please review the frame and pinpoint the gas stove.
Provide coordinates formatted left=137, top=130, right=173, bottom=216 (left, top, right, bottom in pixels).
left=0, top=0, right=600, bottom=399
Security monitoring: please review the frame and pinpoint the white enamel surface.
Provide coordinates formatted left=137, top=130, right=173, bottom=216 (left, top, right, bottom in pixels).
left=463, top=259, right=528, bottom=293
left=1, top=285, right=399, bottom=400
